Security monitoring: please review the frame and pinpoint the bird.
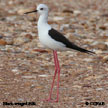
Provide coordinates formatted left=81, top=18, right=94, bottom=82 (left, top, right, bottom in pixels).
left=24, top=4, right=95, bottom=102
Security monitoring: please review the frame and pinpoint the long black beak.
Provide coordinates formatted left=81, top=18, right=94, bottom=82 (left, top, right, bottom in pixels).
left=24, top=10, right=37, bottom=14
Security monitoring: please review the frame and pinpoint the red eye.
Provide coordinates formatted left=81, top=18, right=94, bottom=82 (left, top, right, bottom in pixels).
left=40, top=8, right=44, bottom=10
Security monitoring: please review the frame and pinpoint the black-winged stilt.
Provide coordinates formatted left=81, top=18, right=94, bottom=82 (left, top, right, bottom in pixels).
left=25, top=4, right=95, bottom=102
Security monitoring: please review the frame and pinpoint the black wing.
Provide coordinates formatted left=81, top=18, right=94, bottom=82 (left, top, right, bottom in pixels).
left=49, top=28, right=95, bottom=54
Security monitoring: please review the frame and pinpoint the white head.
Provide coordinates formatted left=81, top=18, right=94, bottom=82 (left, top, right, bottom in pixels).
left=37, top=4, right=49, bottom=15
left=24, top=4, right=49, bottom=15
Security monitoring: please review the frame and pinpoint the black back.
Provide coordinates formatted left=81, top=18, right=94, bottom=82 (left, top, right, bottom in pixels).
left=49, top=28, right=95, bottom=54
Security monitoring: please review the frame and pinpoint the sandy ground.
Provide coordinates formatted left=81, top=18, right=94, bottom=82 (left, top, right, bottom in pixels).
left=0, top=0, right=108, bottom=108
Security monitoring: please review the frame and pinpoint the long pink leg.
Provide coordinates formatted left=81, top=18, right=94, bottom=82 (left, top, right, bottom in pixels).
left=48, top=50, right=58, bottom=99
left=43, top=50, right=58, bottom=102
left=54, top=51, right=60, bottom=102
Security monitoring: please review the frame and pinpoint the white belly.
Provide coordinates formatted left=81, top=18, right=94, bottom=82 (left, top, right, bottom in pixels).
left=38, top=22, right=67, bottom=51
left=39, top=32, right=66, bottom=51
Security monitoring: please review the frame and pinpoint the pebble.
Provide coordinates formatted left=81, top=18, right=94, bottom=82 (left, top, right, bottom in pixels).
left=102, top=55, right=108, bottom=62
left=12, top=68, right=20, bottom=75
left=0, top=35, right=3, bottom=39
left=22, top=75, right=36, bottom=79
left=105, top=34, right=108, bottom=37
left=84, top=39, right=94, bottom=43
left=25, top=53, right=35, bottom=58
left=38, top=74, right=49, bottom=77
left=12, top=68, right=19, bottom=72
left=4, top=38, right=13, bottom=45
left=73, top=10, right=81, bottom=15
left=13, top=37, right=26, bottom=46
left=0, top=46, right=6, bottom=51
left=94, top=50, right=103, bottom=54
left=96, top=88, right=103, bottom=91
left=0, top=39, right=7, bottom=45
left=13, top=34, right=32, bottom=46
left=92, top=42, right=108, bottom=50
left=63, top=9, right=73, bottom=13
left=72, top=33, right=84, bottom=38
left=83, top=58, right=93, bottom=62
left=60, top=24, right=69, bottom=31
left=105, top=41, right=108, bottom=45
left=5, top=16, right=17, bottom=22
left=53, top=16, right=64, bottom=21
left=0, top=79, right=3, bottom=81
left=18, top=98, right=24, bottom=102
left=105, top=68, right=108, bottom=71
left=5, top=45, right=22, bottom=53
left=99, top=26, right=107, bottom=30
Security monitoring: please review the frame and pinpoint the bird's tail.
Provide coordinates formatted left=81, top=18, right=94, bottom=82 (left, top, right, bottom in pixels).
left=69, top=43, right=95, bottom=54
left=75, top=47, right=95, bottom=54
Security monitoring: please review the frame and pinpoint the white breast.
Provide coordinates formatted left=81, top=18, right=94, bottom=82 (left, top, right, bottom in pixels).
left=37, top=15, right=66, bottom=51
left=38, top=25, right=66, bottom=50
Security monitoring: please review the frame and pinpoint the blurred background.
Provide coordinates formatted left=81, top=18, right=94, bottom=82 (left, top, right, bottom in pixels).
left=0, top=0, right=108, bottom=107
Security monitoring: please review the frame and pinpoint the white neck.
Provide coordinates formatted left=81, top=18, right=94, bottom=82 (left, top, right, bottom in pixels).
left=37, top=13, right=51, bottom=32
left=38, top=13, right=48, bottom=25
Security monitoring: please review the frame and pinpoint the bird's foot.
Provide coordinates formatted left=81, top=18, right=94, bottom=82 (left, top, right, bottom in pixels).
left=42, top=98, right=58, bottom=103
